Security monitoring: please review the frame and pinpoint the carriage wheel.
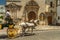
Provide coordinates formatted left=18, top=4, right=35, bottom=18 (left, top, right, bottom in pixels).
left=7, top=29, right=18, bottom=38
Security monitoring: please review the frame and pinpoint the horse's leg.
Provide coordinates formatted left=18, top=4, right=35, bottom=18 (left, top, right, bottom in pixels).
left=21, top=27, right=26, bottom=36
left=31, top=26, right=33, bottom=34
left=27, top=27, right=30, bottom=32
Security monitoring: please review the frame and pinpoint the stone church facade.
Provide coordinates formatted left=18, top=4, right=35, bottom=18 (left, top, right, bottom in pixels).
left=6, top=0, right=57, bottom=25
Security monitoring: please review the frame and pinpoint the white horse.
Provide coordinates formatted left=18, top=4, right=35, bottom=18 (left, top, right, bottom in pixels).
left=19, top=19, right=39, bottom=35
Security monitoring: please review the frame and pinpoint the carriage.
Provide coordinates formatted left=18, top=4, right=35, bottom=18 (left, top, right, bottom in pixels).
left=0, top=15, right=39, bottom=38
left=7, top=20, right=39, bottom=38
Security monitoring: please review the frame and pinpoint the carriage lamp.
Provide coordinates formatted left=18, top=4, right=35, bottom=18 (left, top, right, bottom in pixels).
left=0, top=24, right=2, bottom=29
left=9, top=25, right=14, bottom=29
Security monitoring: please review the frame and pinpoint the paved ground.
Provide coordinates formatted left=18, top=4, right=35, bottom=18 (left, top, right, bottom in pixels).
left=35, top=25, right=60, bottom=30
left=0, top=27, right=60, bottom=40
left=0, top=25, right=60, bottom=40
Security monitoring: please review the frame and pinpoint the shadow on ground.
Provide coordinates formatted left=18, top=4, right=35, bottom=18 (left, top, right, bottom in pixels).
left=24, top=33, right=35, bottom=36
left=0, top=35, right=8, bottom=39
left=48, top=24, right=60, bottom=26
left=0, top=33, right=35, bottom=39
left=16, top=33, right=35, bottom=38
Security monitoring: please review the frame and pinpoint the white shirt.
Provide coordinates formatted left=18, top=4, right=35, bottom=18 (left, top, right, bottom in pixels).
left=6, top=12, right=11, bottom=15
left=6, top=11, right=11, bottom=16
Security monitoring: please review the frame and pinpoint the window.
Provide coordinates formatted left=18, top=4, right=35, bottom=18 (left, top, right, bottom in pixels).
left=50, top=10, right=53, bottom=13
left=57, top=0, right=60, bottom=6
left=50, top=2, right=53, bottom=7
left=39, top=13, right=46, bottom=21
left=58, top=16, right=60, bottom=20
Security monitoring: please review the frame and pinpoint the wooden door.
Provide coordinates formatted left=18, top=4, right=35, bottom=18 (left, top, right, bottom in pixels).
left=28, top=11, right=36, bottom=21
left=48, top=16, right=52, bottom=25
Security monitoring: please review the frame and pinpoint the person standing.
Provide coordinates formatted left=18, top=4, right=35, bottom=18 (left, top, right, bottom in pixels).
left=6, top=10, right=11, bottom=17
left=5, top=10, right=13, bottom=24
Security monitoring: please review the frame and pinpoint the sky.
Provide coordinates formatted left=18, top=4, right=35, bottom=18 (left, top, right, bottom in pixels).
left=0, top=0, right=6, bottom=5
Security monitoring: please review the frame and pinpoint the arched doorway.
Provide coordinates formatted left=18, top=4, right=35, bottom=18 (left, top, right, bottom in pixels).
left=28, top=11, right=36, bottom=21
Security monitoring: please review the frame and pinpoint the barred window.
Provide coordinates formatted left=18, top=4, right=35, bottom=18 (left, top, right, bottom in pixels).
left=39, top=13, right=46, bottom=21
left=57, top=0, right=60, bottom=6
left=58, top=16, right=60, bottom=20
left=50, top=2, right=53, bottom=7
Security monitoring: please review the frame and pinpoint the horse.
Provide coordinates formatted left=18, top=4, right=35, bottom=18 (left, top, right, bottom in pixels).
left=19, top=19, right=39, bottom=35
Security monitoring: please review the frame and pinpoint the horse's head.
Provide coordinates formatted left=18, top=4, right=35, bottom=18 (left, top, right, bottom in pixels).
left=34, top=20, right=39, bottom=26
